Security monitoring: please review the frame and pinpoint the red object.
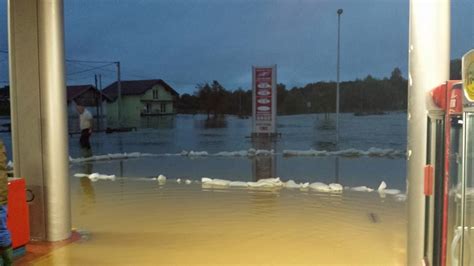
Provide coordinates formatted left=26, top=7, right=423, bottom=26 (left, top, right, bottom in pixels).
left=424, top=165, right=434, bottom=196
left=426, top=80, right=462, bottom=266
left=441, top=80, right=461, bottom=266
left=7, top=178, right=30, bottom=248
left=442, top=108, right=450, bottom=266
left=431, top=83, right=448, bottom=109
left=448, top=83, right=463, bottom=115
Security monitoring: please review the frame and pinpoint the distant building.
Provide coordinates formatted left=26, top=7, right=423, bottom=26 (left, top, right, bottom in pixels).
left=103, top=79, right=179, bottom=123
left=67, top=84, right=110, bottom=132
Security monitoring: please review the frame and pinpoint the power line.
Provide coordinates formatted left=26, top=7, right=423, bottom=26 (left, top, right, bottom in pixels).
left=0, top=51, right=118, bottom=75
left=66, top=72, right=114, bottom=82
left=66, top=60, right=110, bottom=69
left=67, top=62, right=115, bottom=76
left=82, top=66, right=116, bottom=74
left=66, top=74, right=96, bottom=82
left=1, top=53, right=215, bottom=89
left=0, top=51, right=116, bottom=64
left=95, top=68, right=198, bottom=86
left=66, top=58, right=116, bottom=64
left=66, top=61, right=115, bottom=75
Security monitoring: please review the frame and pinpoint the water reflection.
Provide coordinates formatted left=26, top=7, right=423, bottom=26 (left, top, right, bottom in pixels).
left=251, top=137, right=276, bottom=181
left=140, top=116, right=176, bottom=129
left=315, top=141, right=336, bottom=151
left=61, top=180, right=406, bottom=265
left=317, top=114, right=335, bottom=130
left=249, top=189, right=279, bottom=218
left=108, top=116, right=176, bottom=129
left=249, top=137, right=278, bottom=217
left=78, top=162, right=95, bottom=215
left=195, top=117, right=228, bottom=129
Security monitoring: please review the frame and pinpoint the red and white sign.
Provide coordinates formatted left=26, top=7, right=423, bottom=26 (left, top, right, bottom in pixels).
left=253, top=65, right=277, bottom=134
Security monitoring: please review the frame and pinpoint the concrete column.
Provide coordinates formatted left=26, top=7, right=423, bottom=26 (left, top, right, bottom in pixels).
left=8, top=0, right=71, bottom=241
left=407, top=0, right=450, bottom=264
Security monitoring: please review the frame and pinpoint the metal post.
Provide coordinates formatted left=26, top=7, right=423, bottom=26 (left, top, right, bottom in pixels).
left=336, top=9, right=343, bottom=150
left=407, top=0, right=450, bottom=264
left=99, top=74, right=103, bottom=130
left=95, top=74, right=100, bottom=130
left=117, top=61, right=122, bottom=127
left=335, top=9, right=343, bottom=181
left=8, top=0, right=71, bottom=241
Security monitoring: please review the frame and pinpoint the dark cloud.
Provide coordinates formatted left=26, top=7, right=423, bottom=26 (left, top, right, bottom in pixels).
left=1, top=0, right=473, bottom=92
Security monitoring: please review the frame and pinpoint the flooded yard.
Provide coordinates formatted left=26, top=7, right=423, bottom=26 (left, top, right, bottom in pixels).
left=33, top=178, right=406, bottom=265
left=3, top=113, right=407, bottom=264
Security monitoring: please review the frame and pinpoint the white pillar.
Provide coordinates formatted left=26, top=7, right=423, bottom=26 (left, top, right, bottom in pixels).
left=407, top=0, right=450, bottom=264
left=8, top=0, right=71, bottom=241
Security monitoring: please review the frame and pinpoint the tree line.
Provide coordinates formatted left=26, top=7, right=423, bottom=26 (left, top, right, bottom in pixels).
left=0, top=60, right=464, bottom=117
left=178, top=62, right=463, bottom=117
left=178, top=67, right=409, bottom=116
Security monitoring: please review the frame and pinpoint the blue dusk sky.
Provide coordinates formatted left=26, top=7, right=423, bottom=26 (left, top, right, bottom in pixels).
left=0, top=0, right=473, bottom=94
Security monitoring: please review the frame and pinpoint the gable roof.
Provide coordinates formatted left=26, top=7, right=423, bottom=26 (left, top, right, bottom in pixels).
left=67, top=85, right=94, bottom=102
left=67, top=84, right=112, bottom=102
left=103, top=79, right=179, bottom=101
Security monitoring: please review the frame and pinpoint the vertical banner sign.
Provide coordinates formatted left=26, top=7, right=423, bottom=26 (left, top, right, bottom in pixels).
left=252, top=65, right=277, bottom=134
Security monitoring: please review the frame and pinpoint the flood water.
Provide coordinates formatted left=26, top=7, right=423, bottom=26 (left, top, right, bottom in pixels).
left=34, top=179, right=406, bottom=265
left=68, top=112, right=407, bottom=189
left=2, top=113, right=407, bottom=188
left=2, top=112, right=408, bottom=264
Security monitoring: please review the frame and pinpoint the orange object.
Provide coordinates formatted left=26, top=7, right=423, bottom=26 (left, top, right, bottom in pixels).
left=430, top=80, right=462, bottom=112
left=431, top=83, right=447, bottom=109
left=7, top=178, right=30, bottom=248
left=424, top=165, right=434, bottom=196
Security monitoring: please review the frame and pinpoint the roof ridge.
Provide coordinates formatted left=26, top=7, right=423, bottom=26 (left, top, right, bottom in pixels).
left=102, top=79, right=178, bottom=99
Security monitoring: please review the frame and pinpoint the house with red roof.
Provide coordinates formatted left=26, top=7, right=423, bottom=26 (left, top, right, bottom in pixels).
left=103, top=79, right=179, bottom=124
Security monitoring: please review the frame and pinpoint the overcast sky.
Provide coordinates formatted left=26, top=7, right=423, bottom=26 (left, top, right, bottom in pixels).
left=1, top=0, right=473, bottom=93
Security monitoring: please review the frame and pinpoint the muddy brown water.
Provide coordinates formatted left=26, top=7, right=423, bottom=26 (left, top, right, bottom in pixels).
left=31, top=178, right=406, bottom=265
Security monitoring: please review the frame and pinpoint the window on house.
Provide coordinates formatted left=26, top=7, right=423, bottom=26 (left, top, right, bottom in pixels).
left=160, top=103, right=166, bottom=113
left=153, top=89, right=159, bottom=99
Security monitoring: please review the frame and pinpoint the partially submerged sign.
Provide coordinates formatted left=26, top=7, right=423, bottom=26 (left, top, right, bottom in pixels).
left=252, top=65, right=277, bottom=135
left=462, top=49, right=474, bottom=103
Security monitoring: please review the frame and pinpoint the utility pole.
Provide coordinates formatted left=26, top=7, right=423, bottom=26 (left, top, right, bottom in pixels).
left=98, top=74, right=102, bottom=131
left=116, top=61, right=122, bottom=127
left=94, top=74, right=99, bottom=130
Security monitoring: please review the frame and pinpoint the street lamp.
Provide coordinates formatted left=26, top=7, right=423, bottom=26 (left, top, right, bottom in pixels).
left=336, top=8, right=343, bottom=149
left=335, top=9, right=343, bottom=182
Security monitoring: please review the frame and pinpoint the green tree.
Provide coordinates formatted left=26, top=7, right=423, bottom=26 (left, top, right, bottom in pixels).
left=450, top=59, right=462, bottom=80
left=210, top=80, right=226, bottom=118
left=197, top=83, right=212, bottom=118
left=183, top=66, right=411, bottom=116
left=390, top=67, right=403, bottom=83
